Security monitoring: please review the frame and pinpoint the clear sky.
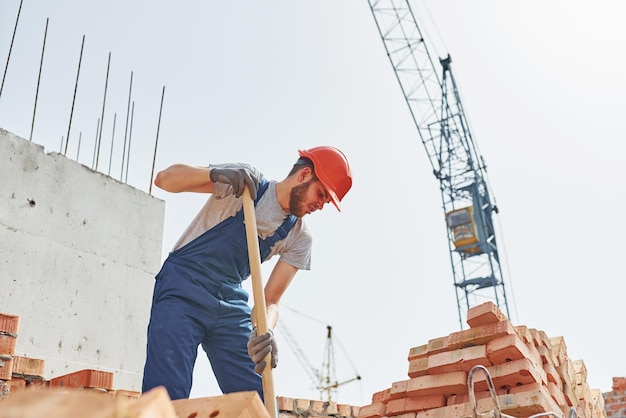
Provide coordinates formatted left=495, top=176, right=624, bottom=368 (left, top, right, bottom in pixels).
left=1, top=0, right=624, bottom=408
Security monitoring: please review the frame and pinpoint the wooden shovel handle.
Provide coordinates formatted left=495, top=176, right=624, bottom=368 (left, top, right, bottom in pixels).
left=242, top=185, right=277, bottom=418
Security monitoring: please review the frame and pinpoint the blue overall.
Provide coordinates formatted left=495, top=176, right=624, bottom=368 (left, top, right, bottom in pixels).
left=142, top=179, right=297, bottom=401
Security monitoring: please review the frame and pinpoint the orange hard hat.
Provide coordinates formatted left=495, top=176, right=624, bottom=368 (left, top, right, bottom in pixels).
left=298, top=146, right=352, bottom=211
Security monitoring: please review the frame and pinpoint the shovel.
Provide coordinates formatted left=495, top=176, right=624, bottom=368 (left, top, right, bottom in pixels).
left=242, top=185, right=278, bottom=418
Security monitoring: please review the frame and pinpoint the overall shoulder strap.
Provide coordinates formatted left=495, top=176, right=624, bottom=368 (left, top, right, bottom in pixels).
left=252, top=177, right=298, bottom=248
left=262, top=214, right=298, bottom=247
left=254, top=177, right=270, bottom=205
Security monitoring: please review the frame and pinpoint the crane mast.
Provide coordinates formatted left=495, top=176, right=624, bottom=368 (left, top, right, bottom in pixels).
left=367, top=0, right=511, bottom=328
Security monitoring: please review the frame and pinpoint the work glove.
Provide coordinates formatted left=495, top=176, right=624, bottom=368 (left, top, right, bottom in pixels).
left=209, top=165, right=259, bottom=198
left=247, top=328, right=278, bottom=374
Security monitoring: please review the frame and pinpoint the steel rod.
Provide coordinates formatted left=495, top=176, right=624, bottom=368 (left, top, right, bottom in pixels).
left=30, top=17, right=49, bottom=141
left=95, top=52, right=111, bottom=170
left=0, top=0, right=23, bottom=101
left=76, top=131, right=82, bottom=161
left=108, top=112, right=116, bottom=176
left=92, top=117, right=100, bottom=169
left=149, top=86, right=165, bottom=194
left=65, top=34, right=85, bottom=155
left=124, top=101, right=134, bottom=183
left=120, top=71, right=133, bottom=181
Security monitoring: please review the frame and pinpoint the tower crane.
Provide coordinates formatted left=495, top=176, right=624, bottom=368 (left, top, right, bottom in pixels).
left=367, top=0, right=511, bottom=329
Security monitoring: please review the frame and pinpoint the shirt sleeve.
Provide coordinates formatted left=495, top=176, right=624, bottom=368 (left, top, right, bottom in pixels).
left=277, top=220, right=313, bottom=271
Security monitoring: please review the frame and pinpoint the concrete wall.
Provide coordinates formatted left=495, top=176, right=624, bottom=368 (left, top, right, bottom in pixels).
left=0, top=128, right=165, bottom=391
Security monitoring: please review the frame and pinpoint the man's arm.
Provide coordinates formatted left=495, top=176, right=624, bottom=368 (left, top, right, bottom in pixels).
left=251, top=260, right=298, bottom=330
left=155, top=163, right=259, bottom=197
left=154, top=164, right=215, bottom=193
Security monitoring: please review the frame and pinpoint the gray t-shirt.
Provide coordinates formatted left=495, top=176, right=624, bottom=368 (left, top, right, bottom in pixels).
left=171, top=165, right=312, bottom=271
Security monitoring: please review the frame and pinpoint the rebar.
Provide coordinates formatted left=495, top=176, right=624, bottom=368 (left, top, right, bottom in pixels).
left=30, top=17, right=49, bottom=141
left=65, top=35, right=85, bottom=155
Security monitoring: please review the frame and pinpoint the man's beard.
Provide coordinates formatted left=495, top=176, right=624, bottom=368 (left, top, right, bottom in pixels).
left=289, top=179, right=315, bottom=217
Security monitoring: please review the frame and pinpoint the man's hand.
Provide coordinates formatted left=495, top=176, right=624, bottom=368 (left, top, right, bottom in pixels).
left=209, top=166, right=259, bottom=198
left=247, top=328, right=278, bottom=374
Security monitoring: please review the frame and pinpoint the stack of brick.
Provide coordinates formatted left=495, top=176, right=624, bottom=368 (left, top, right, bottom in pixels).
left=603, top=377, right=626, bottom=418
left=0, top=311, right=140, bottom=400
left=0, top=312, right=21, bottom=397
left=0, top=310, right=357, bottom=417
left=277, top=395, right=361, bottom=418
left=358, top=302, right=607, bottom=418
left=0, top=309, right=616, bottom=418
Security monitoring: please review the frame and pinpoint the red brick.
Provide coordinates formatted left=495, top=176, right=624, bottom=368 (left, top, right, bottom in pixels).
left=470, top=358, right=547, bottom=392
left=414, top=402, right=473, bottom=418
left=466, top=302, right=508, bottom=328
left=7, top=376, right=26, bottom=393
left=536, top=330, right=551, bottom=348
left=535, top=344, right=558, bottom=367
left=408, top=344, right=429, bottom=361
left=0, top=354, right=14, bottom=380
left=390, top=379, right=409, bottom=400
left=371, top=388, right=391, bottom=403
left=523, top=341, right=544, bottom=369
left=408, top=357, right=429, bottom=378
left=404, top=394, right=447, bottom=412
left=561, top=381, right=578, bottom=407
left=573, top=359, right=588, bottom=385
left=277, top=396, right=295, bottom=412
left=337, top=403, right=355, bottom=417
left=452, top=383, right=546, bottom=412
left=426, top=336, right=450, bottom=356
left=294, top=398, right=311, bottom=410
left=385, top=398, right=408, bottom=416
left=549, top=336, right=568, bottom=365
left=49, top=369, right=114, bottom=390
left=386, top=397, right=446, bottom=416
left=357, top=401, right=386, bottom=418
left=486, top=333, right=534, bottom=365
left=556, top=358, right=576, bottom=388
left=11, top=355, right=45, bottom=377
left=406, top=371, right=467, bottom=398
left=310, top=399, right=326, bottom=414
left=514, top=325, right=533, bottom=344
left=528, top=328, right=544, bottom=348
left=543, top=361, right=563, bottom=391
left=507, top=381, right=542, bottom=394
left=447, top=320, right=517, bottom=351
left=489, top=386, right=561, bottom=417
left=547, top=381, right=567, bottom=406
left=0, top=313, right=20, bottom=334
left=612, top=377, right=626, bottom=392
left=0, top=334, right=17, bottom=355
left=427, top=345, right=490, bottom=375
left=447, top=386, right=507, bottom=406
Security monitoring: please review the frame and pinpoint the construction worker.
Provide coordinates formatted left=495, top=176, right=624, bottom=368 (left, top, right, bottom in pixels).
left=141, top=146, right=353, bottom=401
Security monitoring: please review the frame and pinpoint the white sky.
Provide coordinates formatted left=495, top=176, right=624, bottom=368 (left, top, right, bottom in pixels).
left=1, top=0, right=624, bottom=408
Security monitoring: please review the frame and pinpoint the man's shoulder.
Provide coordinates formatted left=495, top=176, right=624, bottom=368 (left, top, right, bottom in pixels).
left=291, top=218, right=312, bottom=242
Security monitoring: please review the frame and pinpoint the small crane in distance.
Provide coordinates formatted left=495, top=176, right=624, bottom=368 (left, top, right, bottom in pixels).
left=277, top=311, right=361, bottom=402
